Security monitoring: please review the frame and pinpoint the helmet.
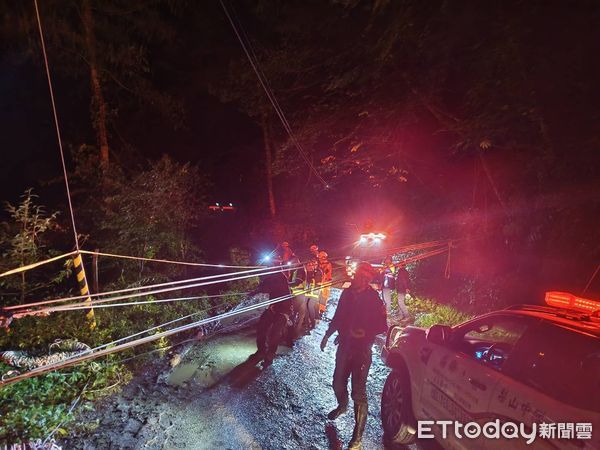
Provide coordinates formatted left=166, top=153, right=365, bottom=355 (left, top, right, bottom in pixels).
left=281, top=241, right=290, bottom=247
left=355, top=262, right=376, bottom=278
left=318, top=251, right=328, bottom=260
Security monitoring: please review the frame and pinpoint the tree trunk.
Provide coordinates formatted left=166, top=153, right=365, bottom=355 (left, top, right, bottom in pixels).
left=82, top=0, right=110, bottom=169
left=261, top=110, right=277, bottom=217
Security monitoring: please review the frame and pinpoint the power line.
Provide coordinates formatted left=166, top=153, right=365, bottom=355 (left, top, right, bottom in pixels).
left=6, top=263, right=301, bottom=312
left=45, top=292, right=248, bottom=312
left=219, top=0, right=328, bottom=188
left=0, top=278, right=343, bottom=387
left=5, top=240, right=451, bottom=313
left=229, top=4, right=326, bottom=186
left=79, top=249, right=263, bottom=269
left=33, top=0, right=80, bottom=251
left=0, top=249, right=261, bottom=279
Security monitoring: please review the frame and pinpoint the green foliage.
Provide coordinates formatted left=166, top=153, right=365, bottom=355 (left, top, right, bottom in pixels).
left=0, top=189, right=66, bottom=303
left=70, top=147, right=211, bottom=288
left=101, top=155, right=208, bottom=263
left=407, top=296, right=473, bottom=328
left=0, top=359, right=126, bottom=444
left=3, top=189, right=58, bottom=265
left=0, top=164, right=213, bottom=442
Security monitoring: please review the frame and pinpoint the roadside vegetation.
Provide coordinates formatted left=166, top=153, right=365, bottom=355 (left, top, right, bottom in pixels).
left=0, top=154, right=229, bottom=444
left=407, top=297, right=473, bottom=328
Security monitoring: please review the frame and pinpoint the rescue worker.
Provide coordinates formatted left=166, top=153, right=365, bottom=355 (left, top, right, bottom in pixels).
left=279, top=241, right=296, bottom=279
left=309, top=244, right=319, bottom=260
left=317, top=251, right=333, bottom=316
left=279, top=241, right=295, bottom=264
left=289, top=259, right=321, bottom=338
left=395, top=264, right=411, bottom=321
left=248, top=265, right=292, bottom=369
left=320, top=262, right=387, bottom=450
left=379, top=256, right=397, bottom=314
left=306, top=259, right=324, bottom=330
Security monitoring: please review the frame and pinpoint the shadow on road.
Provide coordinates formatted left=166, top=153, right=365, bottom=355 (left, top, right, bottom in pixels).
left=325, top=422, right=344, bottom=450
left=225, top=357, right=262, bottom=389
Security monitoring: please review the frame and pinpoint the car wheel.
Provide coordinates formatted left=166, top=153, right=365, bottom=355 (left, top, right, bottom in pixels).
left=381, top=368, right=416, bottom=446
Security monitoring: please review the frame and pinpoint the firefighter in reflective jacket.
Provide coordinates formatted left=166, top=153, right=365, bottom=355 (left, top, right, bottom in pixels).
left=317, top=251, right=333, bottom=315
left=320, top=262, right=388, bottom=450
left=289, top=259, right=322, bottom=338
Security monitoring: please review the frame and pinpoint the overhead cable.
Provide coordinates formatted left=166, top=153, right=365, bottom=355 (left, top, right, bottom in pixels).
left=6, top=263, right=301, bottom=312
left=219, top=0, right=328, bottom=187
left=44, top=292, right=248, bottom=312
left=79, top=249, right=263, bottom=269
left=33, top=0, right=81, bottom=251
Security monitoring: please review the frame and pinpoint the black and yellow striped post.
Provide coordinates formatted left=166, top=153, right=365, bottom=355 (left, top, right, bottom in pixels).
left=73, top=252, right=96, bottom=329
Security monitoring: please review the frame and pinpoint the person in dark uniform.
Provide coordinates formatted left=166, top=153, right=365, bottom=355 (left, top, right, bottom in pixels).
left=395, top=263, right=411, bottom=321
left=248, top=268, right=292, bottom=368
left=305, top=260, right=323, bottom=330
left=320, top=262, right=388, bottom=450
left=379, top=256, right=397, bottom=313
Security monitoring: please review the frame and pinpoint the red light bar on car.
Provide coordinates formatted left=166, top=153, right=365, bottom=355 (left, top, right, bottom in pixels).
left=545, top=291, right=600, bottom=313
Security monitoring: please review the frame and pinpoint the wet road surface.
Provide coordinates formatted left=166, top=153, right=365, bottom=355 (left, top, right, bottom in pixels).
left=68, top=295, right=431, bottom=449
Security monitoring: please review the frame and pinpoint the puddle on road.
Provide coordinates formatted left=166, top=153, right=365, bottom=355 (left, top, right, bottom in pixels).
left=166, top=328, right=263, bottom=388
left=167, top=362, right=199, bottom=386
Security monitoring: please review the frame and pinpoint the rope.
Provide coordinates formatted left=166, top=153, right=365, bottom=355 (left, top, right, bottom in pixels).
left=46, top=292, right=248, bottom=312
left=219, top=0, right=329, bottom=188
left=79, top=249, right=263, bottom=269
left=6, top=263, right=301, bottom=312
left=0, top=251, right=77, bottom=278
left=33, top=0, right=80, bottom=251
left=0, top=278, right=342, bottom=387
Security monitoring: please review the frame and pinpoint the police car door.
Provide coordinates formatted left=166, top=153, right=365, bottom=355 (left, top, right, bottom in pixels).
left=420, top=314, right=531, bottom=450
left=488, top=320, right=600, bottom=450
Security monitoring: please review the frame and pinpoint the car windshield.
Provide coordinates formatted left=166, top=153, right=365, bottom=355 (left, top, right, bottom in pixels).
left=451, top=315, right=531, bottom=369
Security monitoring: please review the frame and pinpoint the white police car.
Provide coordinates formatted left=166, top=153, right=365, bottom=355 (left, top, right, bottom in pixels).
left=380, top=292, right=600, bottom=449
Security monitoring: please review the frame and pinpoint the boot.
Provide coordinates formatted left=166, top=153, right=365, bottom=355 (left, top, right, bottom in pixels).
left=348, top=404, right=367, bottom=449
left=327, top=403, right=348, bottom=420
left=247, top=351, right=264, bottom=362
left=260, top=358, right=272, bottom=369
